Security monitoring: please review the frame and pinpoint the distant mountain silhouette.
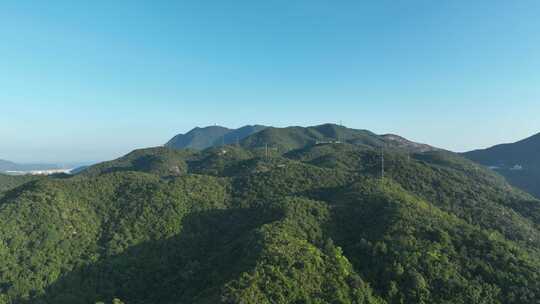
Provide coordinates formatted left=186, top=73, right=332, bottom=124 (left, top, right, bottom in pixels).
left=463, top=132, right=540, bottom=197
left=0, top=159, right=17, bottom=171
left=0, top=159, right=60, bottom=172
left=165, top=125, right=267, bottom=150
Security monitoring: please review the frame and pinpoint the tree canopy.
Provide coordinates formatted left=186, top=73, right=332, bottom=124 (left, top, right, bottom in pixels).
left=1, top=141, right=539, bottom=303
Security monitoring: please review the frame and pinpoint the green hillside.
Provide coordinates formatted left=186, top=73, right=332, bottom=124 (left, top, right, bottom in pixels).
left=239, top=124, right=436, bottom=153
left=1, top=131, right=540, bottom=304
left=80, top=147, right=197, bottom=178
left=0, top=174, right=39, bottom=193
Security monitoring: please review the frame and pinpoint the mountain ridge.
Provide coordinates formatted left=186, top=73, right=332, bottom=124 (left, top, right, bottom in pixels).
left=165, top=124, right=439, bottom=154
left=165, top=125, right=268, bottom=150
left=463, top=132, right=540, bottom=198
left=0, top=159, right=61, bottom=172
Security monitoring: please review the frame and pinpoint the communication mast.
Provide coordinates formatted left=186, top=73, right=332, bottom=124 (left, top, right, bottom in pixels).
left=338, top=120, right=343, bottom=143
left=381, top=146, right=385, bottom=181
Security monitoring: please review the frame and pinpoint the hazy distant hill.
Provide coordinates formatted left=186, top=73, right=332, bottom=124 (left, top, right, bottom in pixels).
left=464, top=132, right=540, bottom=197
left=165, top=125, right=267, bottom=150
left=0, top=159, right=60, bottom=172
left=0, top=159, right=17, bottom=171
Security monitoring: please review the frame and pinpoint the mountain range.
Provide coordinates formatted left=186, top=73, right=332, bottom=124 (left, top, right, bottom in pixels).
left=463, top=132, right=540, bottom=198
left=166, top=124, right=438, bottom=153
left=167, top=124, right=539, bottom=199
left=0, top=124, right=539, bottom=304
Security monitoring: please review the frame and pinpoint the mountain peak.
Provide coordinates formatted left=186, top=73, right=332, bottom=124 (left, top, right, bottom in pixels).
left=166, top=125, right=267, bottom=150
left=166, top=123, right=441, bottom=153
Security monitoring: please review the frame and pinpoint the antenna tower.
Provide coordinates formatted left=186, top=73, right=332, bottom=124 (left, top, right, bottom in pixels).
left=381, top=146, right=385, bottom=181
left=338, top=120, right=343, bottom=143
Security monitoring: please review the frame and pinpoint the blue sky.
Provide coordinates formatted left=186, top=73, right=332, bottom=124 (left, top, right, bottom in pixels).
left=1, top=1, right=539, bottom=163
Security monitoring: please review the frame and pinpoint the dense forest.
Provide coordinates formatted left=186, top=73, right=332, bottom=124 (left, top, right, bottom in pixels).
left=0, top=174, right=39, bottom=193
left=1, top=125, right=539, bottom=303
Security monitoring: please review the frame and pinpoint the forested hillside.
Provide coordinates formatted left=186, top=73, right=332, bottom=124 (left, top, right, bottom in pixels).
left=1, top=129, right=539, bottom=304
left=237, top=124, right=437, bottom=154
left=0, top=174, right=39, bottom=193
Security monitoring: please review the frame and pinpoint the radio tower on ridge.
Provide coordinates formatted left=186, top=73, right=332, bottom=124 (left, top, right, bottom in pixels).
left=381, top=146, right=385, bottom=181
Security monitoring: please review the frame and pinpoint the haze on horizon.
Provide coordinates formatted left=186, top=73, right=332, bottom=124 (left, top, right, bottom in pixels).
left=1, top=1, right=539, bottom=163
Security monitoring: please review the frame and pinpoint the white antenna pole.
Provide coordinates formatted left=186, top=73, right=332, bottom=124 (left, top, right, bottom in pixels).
left=337, top=132, right=340, bottom=144
left=339, top=121, right=343, bottom=143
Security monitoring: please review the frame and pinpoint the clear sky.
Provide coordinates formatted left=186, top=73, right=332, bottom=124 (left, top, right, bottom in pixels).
left=1, top=1, right=539, bottom=163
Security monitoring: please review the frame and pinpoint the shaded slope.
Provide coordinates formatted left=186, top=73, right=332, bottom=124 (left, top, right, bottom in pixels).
left=165, top=125, right=267, bottom=150
left=464, top=132, right=540, bottom=198
left=0, top=173, right=231, bottom=303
